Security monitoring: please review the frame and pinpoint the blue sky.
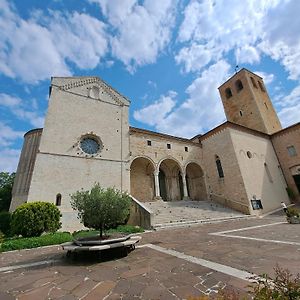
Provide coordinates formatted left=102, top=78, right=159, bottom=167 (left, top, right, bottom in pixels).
left=0, top=0, right=300, bottom=172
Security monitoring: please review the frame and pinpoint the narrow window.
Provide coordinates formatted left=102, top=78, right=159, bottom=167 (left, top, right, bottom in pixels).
left=147, top=140, right=152, bottom=146
left=235, top=80, right=243, bottom=92
left=56, top=193, right=62, bottom=206
left=225, top=87, right=232, bottom=99
left=239, top=110, right=243, bottom=116
left=185, top=146, right=188, bottom=152
left=264, top=163, right=273, bottom=183
left=167, top=143, right=171, bottom=149
left=264, top=102, right=268, bottom=110
left=247, top=151, right=252, bottom=158
left=250, top=77, right=258, bottom=88
left=215, top=155, right=224, bottom=178
left=258, top=81, right=265, bottom=92
left=287, top=145, right=297, bottom=157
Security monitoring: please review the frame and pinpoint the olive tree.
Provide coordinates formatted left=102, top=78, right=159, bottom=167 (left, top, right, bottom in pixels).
left=70, top=184, right=131, bottom=238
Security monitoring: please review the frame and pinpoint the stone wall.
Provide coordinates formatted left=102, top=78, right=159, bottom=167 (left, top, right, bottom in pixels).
left=272, top=123, right=300, bottom=201
left=229, top=127, right=290, bottom=213
left=10, top=129, right=42, bottom=211
left=219, top=69, right=281, bottom=135
left=26, top=77, right=130, bottom=231
left=201, top=127, right=251, bottom=214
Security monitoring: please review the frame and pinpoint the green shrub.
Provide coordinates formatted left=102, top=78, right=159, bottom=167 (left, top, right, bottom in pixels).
left=248, top=265, right=300, bottom=299
left=11, top=202, right=61, bottom=237
left=73, top=225, right=144, bottom=239
left=286, top=207, right=300, bottom=218
left=0, top=211, right=11, bottom=236
left=0, top=230, right=4, bottom=243
left=71, top=184, right=131, bottom=238
left=0, top=232, right=72, bottom=252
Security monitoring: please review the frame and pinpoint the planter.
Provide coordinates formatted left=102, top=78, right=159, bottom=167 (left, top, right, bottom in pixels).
left=73, top=234, right=131, bottom=246
left=61, top=234, right=142, bottom=260
left=287, top=216, right=300, bottom=224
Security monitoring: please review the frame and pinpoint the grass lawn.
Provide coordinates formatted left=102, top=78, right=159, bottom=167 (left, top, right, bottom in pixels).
left=0, top=225, right=144, bottom=252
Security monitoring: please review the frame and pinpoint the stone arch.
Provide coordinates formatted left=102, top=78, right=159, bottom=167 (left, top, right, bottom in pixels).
left=159, top=158, right=183, bottom=201
left=185, top=162, right=207, bottom=200
left=130, top=156, right=155, bottom=202
left=157, top=156, right=183, bottom=173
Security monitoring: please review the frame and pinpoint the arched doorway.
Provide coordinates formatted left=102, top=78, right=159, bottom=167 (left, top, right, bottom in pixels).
left=159, top=159, right=183, bottom=201
left=130, top=157, right=155, bottom=202
left=185, top=162, right=207, bottom=200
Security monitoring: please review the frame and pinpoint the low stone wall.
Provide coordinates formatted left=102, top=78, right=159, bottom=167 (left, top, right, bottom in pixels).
left=127, top=196, right=154, bottom=229
left=210, top=194, right=250, bottom=215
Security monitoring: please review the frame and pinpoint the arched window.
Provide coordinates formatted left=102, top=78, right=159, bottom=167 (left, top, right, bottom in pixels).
left=258, top=81, right=265, bottom=92
left=215, top=155, right=224, bottom=178
left=56, top=193, right=62, bottom=206
left=225, top=88, right=232, bottom=99
left=250, top=77, right=258, bottom=88
left=235, top=80, right=243, bottom=92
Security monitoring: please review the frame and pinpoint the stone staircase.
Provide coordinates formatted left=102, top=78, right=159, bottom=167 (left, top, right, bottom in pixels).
left=144, top=200, right=250, bottom=229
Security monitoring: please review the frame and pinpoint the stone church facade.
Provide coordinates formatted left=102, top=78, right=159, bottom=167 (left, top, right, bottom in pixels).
left=10, top=69, right=300, bottom=231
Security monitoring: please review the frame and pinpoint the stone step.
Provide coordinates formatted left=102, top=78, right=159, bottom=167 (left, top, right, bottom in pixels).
left=143, top=200, right=246, bottom=228
left=154, top=215, right=254, bottom=230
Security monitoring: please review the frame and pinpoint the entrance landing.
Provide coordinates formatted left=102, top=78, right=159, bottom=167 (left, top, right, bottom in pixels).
left=145, top=200, right=248, bottom=229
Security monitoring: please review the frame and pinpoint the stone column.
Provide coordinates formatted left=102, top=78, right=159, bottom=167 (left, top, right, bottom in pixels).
left=182, top=172, right=190, bottom=200
left=153, top=171, right=162, bottom=201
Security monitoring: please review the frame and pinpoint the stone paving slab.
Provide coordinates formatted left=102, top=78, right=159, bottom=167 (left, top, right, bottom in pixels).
left=0, top=214, right=299, bottom=299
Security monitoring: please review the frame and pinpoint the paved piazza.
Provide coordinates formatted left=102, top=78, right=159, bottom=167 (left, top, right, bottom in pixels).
left=1, top=212, right=300, bottom=299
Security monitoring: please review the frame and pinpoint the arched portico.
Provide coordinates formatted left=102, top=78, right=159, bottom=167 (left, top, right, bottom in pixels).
left=158, top=158, right=183, bottom=201
left=185, top=162, right=207, bottom=200
left=130, top=156, right=155, bottom=202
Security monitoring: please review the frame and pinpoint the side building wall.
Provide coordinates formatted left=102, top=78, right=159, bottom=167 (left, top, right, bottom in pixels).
left=229, top=127, right=289, bottom=214
left=10, top=129, right=42, bottom=211
left=201, top=127, right=250, bottom=214
left=272, top=123, right=300, bottom=202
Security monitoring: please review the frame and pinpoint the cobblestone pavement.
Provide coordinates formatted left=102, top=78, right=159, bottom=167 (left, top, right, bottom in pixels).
left=0, top=212, right=299, bottom=299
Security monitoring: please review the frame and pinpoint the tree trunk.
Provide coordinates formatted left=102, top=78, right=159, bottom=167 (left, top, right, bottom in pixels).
left=100, top=224, right=103, bottom=238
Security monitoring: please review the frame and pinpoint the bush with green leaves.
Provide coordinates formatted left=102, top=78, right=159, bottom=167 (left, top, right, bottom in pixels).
left=248, top=265, right=300, bottom=299
left=0, top=211, right=11, bottom=236
left=286, top=206, right=300, bottom=218
left=71, top=184, right=131, bottom=238
left=11, top=202, right=61, bottom=237
left=0, top=232, right=72, bottom=252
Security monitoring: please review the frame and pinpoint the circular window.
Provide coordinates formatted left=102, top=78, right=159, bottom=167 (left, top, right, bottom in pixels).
left=246, top=151, right=252, bottom=158
left=80, top=137, right=101, bottom=155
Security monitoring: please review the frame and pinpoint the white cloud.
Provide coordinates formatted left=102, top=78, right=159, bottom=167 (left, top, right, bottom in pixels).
left=0, top=148, right=20, bottom=172
left=259, top=0, right=300, bottom=80
left=175, top=43, right=213, bottom=73
left=235, top=45, right=260, bottom=65
left=0, top=1, right=108, bottom=83
left=134, top=91, right=177, bottom=126
left=0, top=121, right=24, bottom=147
left=95, top=0, right=177, bottom=71
left=135, top=60, right=230, bottom=137
left=254, top=71, right=275, bottom=85
left=0, top=93, right=44, bottom=127
left=273, top=84, right=300, bottom=127
left=176, top=0, right=300, bottom=81
left=278, top=103, right=300, bottom=128
left=176, top=0, right=268, bottom=72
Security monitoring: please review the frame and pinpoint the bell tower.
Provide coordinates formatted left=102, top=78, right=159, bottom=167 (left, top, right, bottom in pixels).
left=218, top=68, right=282, bottom=134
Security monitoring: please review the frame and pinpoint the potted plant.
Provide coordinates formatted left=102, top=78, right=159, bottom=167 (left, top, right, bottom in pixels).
left=70, top=184, right=131, bottom=245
